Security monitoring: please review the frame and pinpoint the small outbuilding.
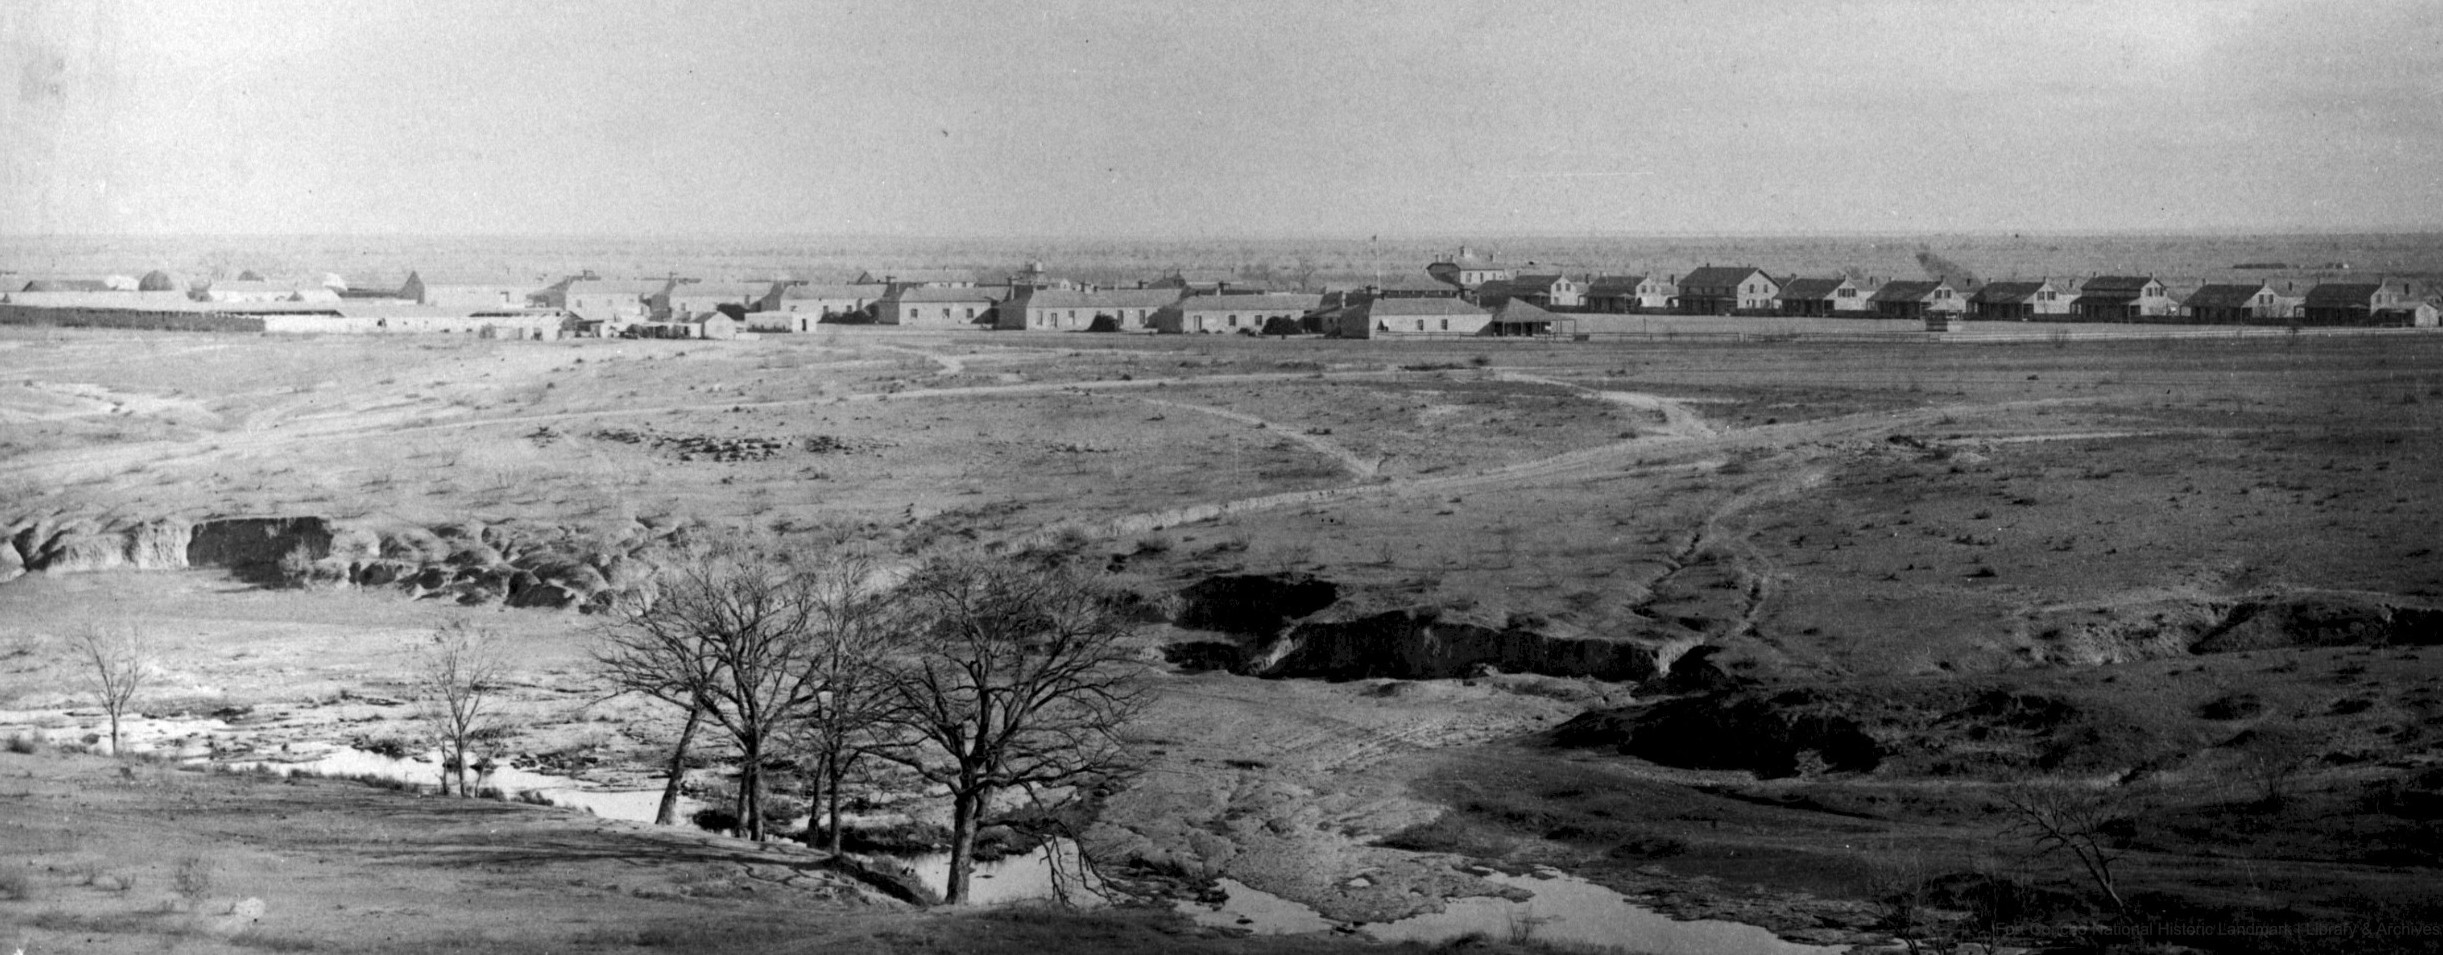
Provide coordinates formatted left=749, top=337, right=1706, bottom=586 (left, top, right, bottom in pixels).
left=1485, top=299, right=1567, bottom=337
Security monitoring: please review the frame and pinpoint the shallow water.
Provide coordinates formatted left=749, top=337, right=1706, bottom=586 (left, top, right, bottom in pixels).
left=1174, top=878, right=1337, bottom=934
left=221, top=745, right=703, bottom=824
left=27, top=715, right=1837, bottom=945
left=899, top=838, right=1111, bottom=907
left=1181, top=867, right=1846, bottom=954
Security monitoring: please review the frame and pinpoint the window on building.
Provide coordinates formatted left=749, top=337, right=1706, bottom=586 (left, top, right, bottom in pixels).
left=941, top=308, right=952, bottom=319
left=1439, top=319, right=1449, bottom=330
left=1416, top=319, right=1426, bottom=330
left=906, top=308, right=919, bottom=320
left=1227, top=315, right=1237, bottom=327
left=965, top=308, right=975, bottom=319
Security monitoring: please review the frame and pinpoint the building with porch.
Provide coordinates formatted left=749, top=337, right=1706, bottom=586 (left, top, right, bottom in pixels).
left=1869, top=280, right=1962, bottom=319
left=2072, top=276, right=2176, bottom=321
left=2181, top=282, right=2291, bottom=324
left=1968, top=280, right=2068, bottom=320
left=2298, top=282, right=2406, bottom=326
left=1773, top=277, right=1867, bottom=316
left=1675, top=266, right=1778, bottom=315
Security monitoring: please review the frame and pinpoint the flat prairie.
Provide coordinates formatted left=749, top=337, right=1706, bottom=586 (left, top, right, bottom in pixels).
left=5, top=321, right=2443, bottom=954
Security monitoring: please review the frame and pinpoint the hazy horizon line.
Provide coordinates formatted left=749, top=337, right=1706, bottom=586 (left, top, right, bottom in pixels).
left=7, top=226, right=2443, bottom=245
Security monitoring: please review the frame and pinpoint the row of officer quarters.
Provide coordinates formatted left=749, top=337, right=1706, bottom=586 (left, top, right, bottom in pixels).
left=7, top=253, right=2438, bottom=339
left=1412, top=248, right=2438, bottom=327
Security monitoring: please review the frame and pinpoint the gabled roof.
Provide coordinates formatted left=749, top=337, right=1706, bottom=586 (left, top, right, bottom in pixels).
left=1587, top=275, right=1646, bottom=295
left=1168, top=293, right=1323, bottom=312
left=783, top=283, right=889, bottom=300
left=889, top=285, right=1007, bottom=303
left=1008, top=288, right=1183, bottom=310
left=1679, top=266, right=1768, bottom=289
left=1360, top=297, right=1488, bottom=318
left=2181, top=283, right=2277, bottom=308
left=1871, top=280, right=1948, bottom=303
left=1971, top=281, right=2051, bottom=304
left=2079, top=275, right=2157, bottom=294
left=1489, top=299, right=1560, bottom=323
left=1509, top=273, right=1571, bottom=291
left=2301, top=283, right=2388, bottom=307
left=1776, top=277, right=1851, bottom=299
left=1371, top=272, right=1463, bottom=293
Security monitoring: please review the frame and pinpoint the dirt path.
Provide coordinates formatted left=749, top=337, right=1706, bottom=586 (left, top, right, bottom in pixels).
left=1495, top=370, right=1719, bottom=440
left=1108, top=394, right=1381, bottom=478
left=866, top=342, right=969, bottom=376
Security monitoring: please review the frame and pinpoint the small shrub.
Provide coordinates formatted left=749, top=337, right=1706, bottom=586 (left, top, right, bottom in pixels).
left=513, top=789, right=557, bottom=806
left=276, top=543, right=318, bottom=589
left=173, top=855, right=214, bottom=908
left=690, top=805, right=741, bottom=835
left=5, top=734, right=38, bottom=754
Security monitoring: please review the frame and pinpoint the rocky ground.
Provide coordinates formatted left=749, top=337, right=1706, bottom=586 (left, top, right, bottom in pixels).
left=7, top=326, right=2443, bottom=953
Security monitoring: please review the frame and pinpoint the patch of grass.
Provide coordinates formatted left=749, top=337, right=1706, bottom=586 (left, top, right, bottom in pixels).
left=0, top=866, right=36, bottom=901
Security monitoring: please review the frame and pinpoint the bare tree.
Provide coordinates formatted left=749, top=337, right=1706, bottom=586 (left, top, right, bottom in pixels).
left=594, top=540, right=831, bottom=841
left=72, top=624, right=150, bottom=756
left=791, top=550, right=900, bottom=855
left=1999, top=781, right=2137, bottom=917
left=416, top=619, right=507, bottom=798
left=875, top=554, right=1146, bottom=904
left=2231, top=726, right=2317, bottom=809
left=592, top=603, right=718, bottom=826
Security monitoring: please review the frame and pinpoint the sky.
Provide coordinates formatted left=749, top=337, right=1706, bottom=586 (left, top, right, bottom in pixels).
left=3, top=0, right=2440, bottom=237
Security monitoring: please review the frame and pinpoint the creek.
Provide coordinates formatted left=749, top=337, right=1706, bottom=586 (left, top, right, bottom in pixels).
left=1178, top=867, right=1847, bottom=954
left=219, top=744, right=703, bottom=823
left=24, top=714, right=1843, bottom=949
left=213, top=740, right=1102, bottom=905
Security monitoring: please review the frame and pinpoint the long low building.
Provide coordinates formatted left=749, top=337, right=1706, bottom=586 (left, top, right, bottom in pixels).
left=1334, top=297, right=1490, bottom=338
left=0, top=298, right=573, bottom=338
left=1149, top=293, right=1323, bottom=333
left=879, top=285, right=1007, bottom=328
left=998, top=288, right=1183, bottom=331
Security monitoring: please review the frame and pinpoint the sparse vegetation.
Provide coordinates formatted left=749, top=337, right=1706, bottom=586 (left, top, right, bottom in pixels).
left=414, top=619, right=508, bottom=798
left=70, top=622, right=150, bottom=756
